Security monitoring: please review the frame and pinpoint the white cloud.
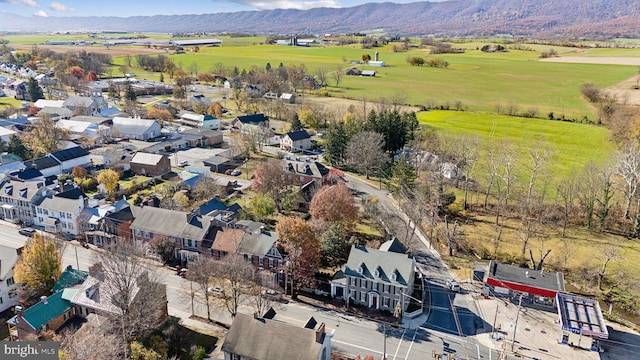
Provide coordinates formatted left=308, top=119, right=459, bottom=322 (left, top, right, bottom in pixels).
left=48, top=1, right=66, bottom=11
left=33, top=9, right=47, bottom=16
left=226, top=0, right=339, bottom=10
left=0, top=0, right=38, bottom=6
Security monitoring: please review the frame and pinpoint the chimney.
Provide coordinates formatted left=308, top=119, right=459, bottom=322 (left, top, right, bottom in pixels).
left=253, top=312, right=259, bottom=319
left=315, top=323, right=326, bottom=343
left=40, top=295, right=48, bottom=305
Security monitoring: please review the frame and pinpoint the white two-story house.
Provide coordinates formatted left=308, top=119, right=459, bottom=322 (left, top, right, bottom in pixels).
left=0, top=244, right=20, bottom=313
left=35, top=187, right=87, bottom=236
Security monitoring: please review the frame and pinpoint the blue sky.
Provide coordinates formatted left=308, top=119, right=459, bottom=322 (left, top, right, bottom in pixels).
left=0, top=0, right=445, bottom=17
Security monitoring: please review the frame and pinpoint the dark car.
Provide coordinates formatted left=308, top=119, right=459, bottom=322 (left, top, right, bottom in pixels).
left=18, top=227, right=36, bottom=237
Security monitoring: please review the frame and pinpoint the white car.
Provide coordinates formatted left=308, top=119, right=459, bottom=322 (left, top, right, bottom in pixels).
left=446, top=279, right=460, bottom=292
left=207, top=286, right=224, bottom=295
left=178, top=160, right=189, bottom=167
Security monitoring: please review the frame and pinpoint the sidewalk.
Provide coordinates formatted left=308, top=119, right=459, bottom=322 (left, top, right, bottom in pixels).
left=295, top=292, right=427, bottom=329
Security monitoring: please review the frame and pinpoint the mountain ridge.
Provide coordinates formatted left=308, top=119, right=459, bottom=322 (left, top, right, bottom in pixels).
left=1, top=0, right=639, bottom=38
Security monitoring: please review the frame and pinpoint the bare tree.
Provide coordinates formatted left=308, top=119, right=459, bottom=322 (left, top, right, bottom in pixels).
left=91, top=240, right=167, bottom=358
left=315, top=67, right=328, bottom=87
left=247, top=270, right=283, bottom=317
left=59, top=325, right=125, bottom=360
left=556, top=171, right=579, bottom=237
left=186, top=258, right=217, bottom=321
left=345, top=131, right=388, bottom=179
left=332, top=65, right=344, bottom=87
left=212, top=253, right=253, bottom=318
left=439, top=133, right=482, bottom=209
left=614, top=141, right=640, bottom=219
left=596, top=164, right=616, bottom=232
left=597, top=243, right=620, bottom=290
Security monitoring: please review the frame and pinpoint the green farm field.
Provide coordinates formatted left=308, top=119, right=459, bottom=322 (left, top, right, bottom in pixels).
left=5, top=34, right=639, bottom=118
left=157, top=42, right=637, bottom=118
left=417, top=110, right=614, bottom=177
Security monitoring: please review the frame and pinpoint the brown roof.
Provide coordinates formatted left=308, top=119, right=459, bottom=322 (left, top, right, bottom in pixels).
left=211, top=227, right=245, bottom=253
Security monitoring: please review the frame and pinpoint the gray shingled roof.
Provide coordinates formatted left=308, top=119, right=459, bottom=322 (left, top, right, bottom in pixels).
left=344, top=245, right=414, bottom=287
left=488, top=260, right=565, bottom=292
left=130, top=152, right=164, bottom=166
left=237, top=231, right=279, bottom=257
left=222, top=313, right=323, bottom=360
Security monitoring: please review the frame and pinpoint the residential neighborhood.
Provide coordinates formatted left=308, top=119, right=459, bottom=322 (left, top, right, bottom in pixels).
left=1, top=6, right=640, bottom=360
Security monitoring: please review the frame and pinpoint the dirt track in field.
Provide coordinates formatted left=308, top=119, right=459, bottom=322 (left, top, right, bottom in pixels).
left=540, top=56, right=640, bottom=66
left=11, top=44, right=168, bottom=57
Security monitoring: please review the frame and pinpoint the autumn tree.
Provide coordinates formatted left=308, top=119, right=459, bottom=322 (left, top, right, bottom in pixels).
left=97, top=169, right=120, bottom=196
left=191, top=177, right=225, bottom=202
left=207, top=102, right=224, bottom=118
left=72, top=166, right=87, bottom=180
left=346, top=131, right=387, bottom=179
left=310, top=182, right=359, bottom=228
left=252, top=159, right=291, bottom=210
left=276, top=217, right=321, bottom=298
left=145, top=108, right=174, bottom=125
left=244, top=193, right=276, bottom=222
left=23, top=114, right=71, bottom=156
left=14, top=233, right=63, bottom=294
left=69, top=65, right=85, bottom=80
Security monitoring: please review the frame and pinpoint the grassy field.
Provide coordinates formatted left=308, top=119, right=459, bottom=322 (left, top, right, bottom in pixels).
left=4, top=34, right=638, bottom=118
left=418, top=110, right=613, bottom=177
left=156, top=42, right=636, bottom=118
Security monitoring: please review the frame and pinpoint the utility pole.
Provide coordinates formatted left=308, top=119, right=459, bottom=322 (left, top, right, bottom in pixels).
left=511, top=293, right=523, bottom=352
left=491, top=302, right=499, bottom=338
left=75, top=246, right=80, bottom=270
left=383, top=322, right=387, bottom=360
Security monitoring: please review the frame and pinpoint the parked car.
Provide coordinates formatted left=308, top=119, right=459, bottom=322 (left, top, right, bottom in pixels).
left=445, top=279, right=460, bottom=292
left=261, top=289, right=283, bottom=301
left=18, top=227, right=36, bottom=237
left=178, top=160, right=189, bottom=167
left=176, top=268, right=188, bottom=278
left=230, top=169, right=241, bottom=176
left=207, top=286, right=224, bottom=296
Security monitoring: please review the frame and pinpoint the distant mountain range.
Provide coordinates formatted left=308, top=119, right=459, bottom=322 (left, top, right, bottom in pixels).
left=1, top=0, right=639, bottom=38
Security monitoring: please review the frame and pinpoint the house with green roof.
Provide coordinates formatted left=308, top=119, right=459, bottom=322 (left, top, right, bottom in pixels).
left=8, top=292, right=75, bottom=340
left=7, top=266, right=88, bottom=340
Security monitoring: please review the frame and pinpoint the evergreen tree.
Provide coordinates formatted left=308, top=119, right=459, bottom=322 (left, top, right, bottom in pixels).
left=266, top=62, right=272, bottom=71
left=124, top=83, right=137, bottom=101
left=324, top=122, right=348, bottom=166
left=107, top=80, right=120, bottom=100
left=290, top=112, right=303, bottom=131
left=27, top=77, right=44, bottom=102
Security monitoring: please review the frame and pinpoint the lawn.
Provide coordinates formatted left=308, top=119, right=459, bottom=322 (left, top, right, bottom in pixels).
left=417, top=110, right=614, bottom=178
